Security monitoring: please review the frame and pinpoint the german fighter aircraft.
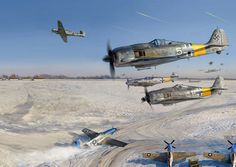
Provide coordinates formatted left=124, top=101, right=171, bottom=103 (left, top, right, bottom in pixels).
left=103, top=28, right=228, bottom=77
left=203, top=140, right=236, bottom=167
left=205, top=68, right=221, bottom=73
left=52, top=20, right=85, bottom=43
left=72, top=128, right=127, bottom=148
left=141, top=76, right=226, bottom=106
left=143, top=140, right=196, bottom=167
left=125, top=73, right=177, bottom=89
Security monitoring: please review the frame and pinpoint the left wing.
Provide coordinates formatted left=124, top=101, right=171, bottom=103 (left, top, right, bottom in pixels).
left=103, top=137, right=127, bottom=147
left=173, top=152, right=196, bottom=161
left=143, top=152, right=167, bottom=162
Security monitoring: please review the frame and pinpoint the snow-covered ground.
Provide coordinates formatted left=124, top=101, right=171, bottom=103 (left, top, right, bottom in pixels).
left=0, top=79, right=235, bottom=167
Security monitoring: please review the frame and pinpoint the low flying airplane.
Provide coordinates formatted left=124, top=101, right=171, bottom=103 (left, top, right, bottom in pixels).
left=141, top=76, right=226, bottom=106
left=103, top=28, right=229, bottom=77
left=72, top=128, right=127, bottom=148
left=143, top=140, right=196, bottom=167
left=125, top=73, right=178, bottom=89
left=205, top=68, right=221, bottom=73
left=209, top=61, right=214, bottom=65
left=203, top=140, right=236, bottom=167
left=52, top=20, right=85, bottom=43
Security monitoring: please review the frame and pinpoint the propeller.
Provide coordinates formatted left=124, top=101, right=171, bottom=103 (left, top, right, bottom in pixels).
left=164, top=140, right=176, bottom=150
left=227, top=140, right=234, bottom=150
left=103, top=41, right=116, bottom=78
left=141, top=88, right=152, bottom=107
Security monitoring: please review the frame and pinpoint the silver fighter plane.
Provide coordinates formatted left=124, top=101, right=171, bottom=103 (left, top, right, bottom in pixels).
left=143, top=140, right=196, bottom=167
left=205, top=68, right=221, bottom=73
left=103, top=28, right=228, bottom=77
left=126, top=73, right=177, bottom=89
left=52, top=20, right=85, bottom=43
left=141, top=76, right=226, bottom=106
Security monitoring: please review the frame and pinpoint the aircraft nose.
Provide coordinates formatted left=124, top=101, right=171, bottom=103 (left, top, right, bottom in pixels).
left=103, top=55, right=110, bottom=62
left=141, top=97, right=146, bottom=102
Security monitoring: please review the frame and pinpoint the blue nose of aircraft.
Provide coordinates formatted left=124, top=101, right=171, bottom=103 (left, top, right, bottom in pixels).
left=232, top=144, right=236, bottom=153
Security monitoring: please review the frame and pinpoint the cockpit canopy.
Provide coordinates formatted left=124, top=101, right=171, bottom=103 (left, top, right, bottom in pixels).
left=173, top=84, right=187, bottom=90
left=149, top=39, right=186, bottom=46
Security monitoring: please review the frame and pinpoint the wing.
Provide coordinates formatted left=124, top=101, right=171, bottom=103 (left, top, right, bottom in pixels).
left=203, top=152, right=230, bottom=162
left=82, top=128, right=99, bottom=139
left=57, top=20, right=68, bottom=43
left=173, top=152, right=196, bottom=161
left=103, top=137, right=127, bottom=147
left=143, top=152, right=167, bottom=163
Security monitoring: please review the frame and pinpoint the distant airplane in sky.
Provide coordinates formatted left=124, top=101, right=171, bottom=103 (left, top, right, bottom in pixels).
left=52, top=20, right=85, bottom=43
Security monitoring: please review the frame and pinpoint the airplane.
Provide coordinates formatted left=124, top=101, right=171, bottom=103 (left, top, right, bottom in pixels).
left=209, top=61, right=214, bottom=65
left=72, top=128, right=128, bottom=148
left=52, top=20, right=85, bottom=43
left=103, top=28, right=229, bottom=77
left=125, top=73, right=178, bottom=89
left=141, top=76, right=226, bottom=106
left=205, top=68, right=221, bottom=73
left=143, top=140, right=196, bottom=167
left=203, top=140, right=236, bottom=167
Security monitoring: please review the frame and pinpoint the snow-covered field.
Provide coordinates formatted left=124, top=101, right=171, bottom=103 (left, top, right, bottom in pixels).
left=0, top=79, right=235, bottom=167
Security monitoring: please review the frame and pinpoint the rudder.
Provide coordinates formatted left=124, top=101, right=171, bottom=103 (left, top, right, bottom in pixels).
left=207, top=29, right=229, bottom=46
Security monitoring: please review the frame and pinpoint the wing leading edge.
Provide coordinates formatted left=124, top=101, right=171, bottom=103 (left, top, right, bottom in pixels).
left=103, top=137, right=128, bottom=147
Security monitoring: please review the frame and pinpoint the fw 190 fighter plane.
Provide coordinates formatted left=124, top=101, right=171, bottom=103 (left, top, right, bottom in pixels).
left=52, top=20, right=85, bottom=43
left=103, top=28, right=228, bottom=77
left=203, top=140, right=236, bottom=167
left=72, top=128, right=127, bottom=148
left=205, top=68, right=221, bottom=73
left=141, top=76, right=226, bottom=106
left=143, top=140, right=196, bottom=167
left=125, top=73, right=178, bottom=89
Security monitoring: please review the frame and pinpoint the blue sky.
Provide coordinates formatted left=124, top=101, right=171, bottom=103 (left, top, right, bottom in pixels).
left=0, top=0, right=235, bottom=78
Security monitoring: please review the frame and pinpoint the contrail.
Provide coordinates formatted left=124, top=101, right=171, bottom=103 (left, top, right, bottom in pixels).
left=205, top=12, right=228, bottom=23
left=137, top=11, right=167, bottom=23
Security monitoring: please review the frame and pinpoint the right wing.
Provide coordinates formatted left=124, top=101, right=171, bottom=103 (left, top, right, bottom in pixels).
left=82, top=128, right=99, bottom=139
left=173, top=152, right=196, bottom=161
left=103, top=137, right=128, bottom=147
left=57, top=20, right=68, bottom=43
left=143, top=152, right=167, bottom=163
left=203, top=152, right=230, bottom=162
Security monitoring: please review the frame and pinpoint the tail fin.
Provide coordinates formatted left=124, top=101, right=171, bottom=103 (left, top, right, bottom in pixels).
left=207, top=29, right=229, bottom=46
left=211, top=76, right=226, bottom=95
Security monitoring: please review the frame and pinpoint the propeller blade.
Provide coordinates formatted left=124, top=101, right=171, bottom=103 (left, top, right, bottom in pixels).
left=172, top=146, right=176, bottom=149
left=171, top=140, right=175, bottom=144
left=164, top=140, right=169, bottom=145
left=164, top=146, right=168, bottom=150
left=228, top=140, right=233, bottom=145
left=109, top=61, right=115, bottom=78
left=228, top=146, right=232, bottom=150
left=107, top=41, right=112, bottom=54
left=106, top=41, right=116, bottom=78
